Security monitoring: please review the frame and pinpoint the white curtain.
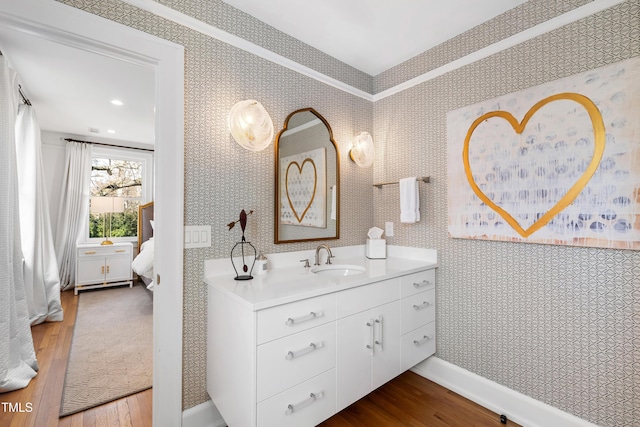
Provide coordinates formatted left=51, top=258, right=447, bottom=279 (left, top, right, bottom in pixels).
left=15, top=104, right=63, bottom=325
left=0, top=56, right=39, bottom=392
left=55, top=140, right=92, bottom=291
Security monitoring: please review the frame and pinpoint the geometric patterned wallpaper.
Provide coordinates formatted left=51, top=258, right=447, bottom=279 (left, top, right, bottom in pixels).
left=60, top=0, right=639, bottom=424
left=373, top=1, right=640, bottom=425
left=60, top=0, right=373, bottom=410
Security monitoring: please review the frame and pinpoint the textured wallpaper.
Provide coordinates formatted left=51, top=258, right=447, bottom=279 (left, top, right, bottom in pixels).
left=59, top=0, right=373, bottom=409
left=373, top=1, right=640, bottom=426
left=57, top=0, right=639, bottom=424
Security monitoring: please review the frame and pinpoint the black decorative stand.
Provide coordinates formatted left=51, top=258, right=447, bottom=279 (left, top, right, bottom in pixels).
left=230, top=209, right=256, bottom=280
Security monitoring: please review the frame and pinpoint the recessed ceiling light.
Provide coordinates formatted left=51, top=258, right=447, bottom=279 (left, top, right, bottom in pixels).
left=110, top=99, right=124, bottom=106
left=107, top=129, right=116, bottom=134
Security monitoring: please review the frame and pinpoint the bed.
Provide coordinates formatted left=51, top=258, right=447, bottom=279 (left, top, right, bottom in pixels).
left=132, top=201, right=155, bottom=291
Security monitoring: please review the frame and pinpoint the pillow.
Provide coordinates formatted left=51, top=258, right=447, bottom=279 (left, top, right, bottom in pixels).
left=150, top=219, right=155, bottom=231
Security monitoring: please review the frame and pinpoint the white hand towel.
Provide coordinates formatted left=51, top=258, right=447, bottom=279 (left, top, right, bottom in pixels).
left=400, top=177, right=420, bottom=223
left=330, top=185, right=337, bottom=220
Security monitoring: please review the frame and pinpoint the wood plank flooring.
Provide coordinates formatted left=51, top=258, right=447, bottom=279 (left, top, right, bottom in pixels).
left=320, top=371, right=521, bottom=427
left=1, top=288, right=519, bottom=427
left=0, top=288, right=152, bottom=427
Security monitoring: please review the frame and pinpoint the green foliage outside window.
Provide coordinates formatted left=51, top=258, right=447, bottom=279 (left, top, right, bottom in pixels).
left=89, top=157, right=142, bottom=239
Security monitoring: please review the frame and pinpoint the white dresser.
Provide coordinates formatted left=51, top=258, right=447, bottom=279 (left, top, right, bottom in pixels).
left=75, top=242, right=133, bottom=295
left=206, top=252, right=436, bottom=427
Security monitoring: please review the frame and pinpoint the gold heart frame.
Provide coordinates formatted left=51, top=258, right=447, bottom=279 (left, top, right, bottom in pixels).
left=462, top=92, right=606, bottom=238
left=285, top=158, right=317, bottom=223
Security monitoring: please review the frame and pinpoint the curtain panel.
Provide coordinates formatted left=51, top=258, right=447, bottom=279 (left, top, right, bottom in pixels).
left=0, top=56, right=38, bottom=392
left=15, top=104, right=63, bottom=325
left=54, top=140, right=92, bottom=291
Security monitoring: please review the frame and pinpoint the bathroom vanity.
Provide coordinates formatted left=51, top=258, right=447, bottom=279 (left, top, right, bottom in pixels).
left=205, top=247, right=437, bottom=427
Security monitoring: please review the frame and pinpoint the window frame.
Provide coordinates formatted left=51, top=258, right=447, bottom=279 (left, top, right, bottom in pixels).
left=85, top=145, right=154, bottom=244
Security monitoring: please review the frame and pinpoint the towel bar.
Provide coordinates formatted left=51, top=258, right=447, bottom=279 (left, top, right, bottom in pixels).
left=373, top=176, right=430, bottom=188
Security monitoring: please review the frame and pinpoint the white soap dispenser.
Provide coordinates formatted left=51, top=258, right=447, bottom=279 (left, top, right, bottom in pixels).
left=255, top=252, right=268, bottom=275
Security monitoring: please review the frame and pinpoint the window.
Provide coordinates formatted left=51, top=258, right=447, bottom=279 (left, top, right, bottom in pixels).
left=88, top=146, right=153, bottom=243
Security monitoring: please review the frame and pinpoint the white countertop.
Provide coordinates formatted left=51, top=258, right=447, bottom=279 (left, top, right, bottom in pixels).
left=204, top=246, right=437, bottom=311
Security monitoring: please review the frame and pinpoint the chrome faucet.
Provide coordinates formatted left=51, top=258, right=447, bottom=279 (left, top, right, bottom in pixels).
left=314, top=244, right=334, bottom=266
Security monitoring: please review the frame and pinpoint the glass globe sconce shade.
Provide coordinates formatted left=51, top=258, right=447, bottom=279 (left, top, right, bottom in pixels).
left=228, top=100, right=274, bottom=151
left=349, top=131, right=375, bottom=168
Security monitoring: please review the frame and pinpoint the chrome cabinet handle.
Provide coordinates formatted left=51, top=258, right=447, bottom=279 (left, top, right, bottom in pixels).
left=374, top=316, right=383, bottom=350
left=285, top=342, right=323, bottom=360
left=413, top=301, right=430, bottom=310
left=413, top=280, right=430, bottom=289
left=285, top=311, right=324, bottom=326
left=413, top=335, right=433, bottom=346
left=285, top=391, right=324, bottom=415
left=366, top=319, right=374, bottom=355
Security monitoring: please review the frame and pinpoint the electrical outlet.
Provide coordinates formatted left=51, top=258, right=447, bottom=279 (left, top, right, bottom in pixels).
left=385, top=221, right=394, bottom=237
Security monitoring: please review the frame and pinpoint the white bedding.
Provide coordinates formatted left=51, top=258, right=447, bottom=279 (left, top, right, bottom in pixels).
left=132, top=237, right=154, bottom=290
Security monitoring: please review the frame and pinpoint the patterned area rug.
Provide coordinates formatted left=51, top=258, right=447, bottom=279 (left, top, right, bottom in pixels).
left=60, top=284, right=153, bottom=417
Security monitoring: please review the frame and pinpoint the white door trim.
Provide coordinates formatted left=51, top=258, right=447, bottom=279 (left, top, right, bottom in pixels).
left=0, top=1, right=185, bottom=426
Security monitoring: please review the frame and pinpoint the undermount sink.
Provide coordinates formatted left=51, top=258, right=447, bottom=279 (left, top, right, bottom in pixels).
left=311, top=264, right=366, bottom=277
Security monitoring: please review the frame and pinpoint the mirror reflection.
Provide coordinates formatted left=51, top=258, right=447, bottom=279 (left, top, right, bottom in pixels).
left=275, top=108, right=339, bottom=244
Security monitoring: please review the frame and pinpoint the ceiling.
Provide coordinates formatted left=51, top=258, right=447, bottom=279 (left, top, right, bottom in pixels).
left=0, top=0, right=526, bottom=144
left=0, top=25, right=155, bottom=145
left=222, top=0, right=528, bottom=75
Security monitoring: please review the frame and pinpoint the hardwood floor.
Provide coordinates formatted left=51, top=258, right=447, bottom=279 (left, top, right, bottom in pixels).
left=2, top=289, right=518, bottom=427
left=320, top=371, right=521, bottom=427
left=0, top=288, right=152, bottom=427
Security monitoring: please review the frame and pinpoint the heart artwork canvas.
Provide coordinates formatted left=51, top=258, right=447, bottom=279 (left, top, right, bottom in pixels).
left=280, top=147, right=327, bottom=228
left=447, top=56, right=640, bottom=250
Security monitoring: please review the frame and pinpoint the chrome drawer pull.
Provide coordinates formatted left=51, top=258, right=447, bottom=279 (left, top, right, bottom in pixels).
left=413, top=335, right=432, bottom=346
left=285, top=311, right=323, bottom=326
left=285, top=391, right=324, bottom=415
left=285, top=342, right=323, bottom=360
left=366, top=319, right=374, bottom=355
left=374, top=316, right=383, bottom=350
left=412, top=301, right=430, bottom=310
left=413, top=280, right=430, bottom=289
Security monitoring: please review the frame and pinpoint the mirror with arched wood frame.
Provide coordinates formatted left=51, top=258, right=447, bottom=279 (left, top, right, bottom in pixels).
left=275, top=108, right=340, bottom=244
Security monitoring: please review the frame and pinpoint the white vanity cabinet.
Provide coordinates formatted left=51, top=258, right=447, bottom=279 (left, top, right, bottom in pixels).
left=335, top=278, right=402, bottom=411
left=206, top=258, right=436, bottom=427
left=400, top=269, right=436, bottom=370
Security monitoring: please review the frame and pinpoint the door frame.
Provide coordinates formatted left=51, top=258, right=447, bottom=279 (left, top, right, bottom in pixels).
left=0, top=1, right=185, bottom=425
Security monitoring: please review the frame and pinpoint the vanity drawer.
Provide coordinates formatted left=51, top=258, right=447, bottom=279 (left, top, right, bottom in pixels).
left=401, top=289, right=435, bottom=335
left=257, top=322, right=335, bottom=402
left=401, top=322, right=435, bottom=371
left=337, top=278, right=400, bottom=318
left=257, top=293, right=336, bottom=344
left=257, top=368, right=336, bottom=427
left=400, top=269, right=435, bottom=298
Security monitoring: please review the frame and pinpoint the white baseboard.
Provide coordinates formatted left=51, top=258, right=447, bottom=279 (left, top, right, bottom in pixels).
left=412, top=357, right=600, bottom=427
left=182, top=399, right=226, bottom=427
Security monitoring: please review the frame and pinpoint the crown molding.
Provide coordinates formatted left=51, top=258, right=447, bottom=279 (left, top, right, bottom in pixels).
left=122, top=0, right=625, bottom=102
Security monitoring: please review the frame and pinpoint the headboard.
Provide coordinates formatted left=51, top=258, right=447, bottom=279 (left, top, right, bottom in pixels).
left=137, top=201, right=154, bottom=252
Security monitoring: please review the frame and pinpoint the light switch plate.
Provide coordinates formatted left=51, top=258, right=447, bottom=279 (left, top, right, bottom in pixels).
left=184, top=225, right=211, bottom=248
left=385, top=221, right=394, bottom=237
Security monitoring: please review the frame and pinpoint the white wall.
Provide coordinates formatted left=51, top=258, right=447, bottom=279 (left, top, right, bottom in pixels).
left=41, top=131, right=66, bottom=234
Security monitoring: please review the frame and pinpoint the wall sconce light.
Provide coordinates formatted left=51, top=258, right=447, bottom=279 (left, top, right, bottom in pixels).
left=228, top=99, right=274, bottom=151
left=349, top=131, right=375, bottom=168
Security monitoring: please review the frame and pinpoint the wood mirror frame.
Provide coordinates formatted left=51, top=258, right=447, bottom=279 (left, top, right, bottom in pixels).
left=274, top=108, right=340, bottom=244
